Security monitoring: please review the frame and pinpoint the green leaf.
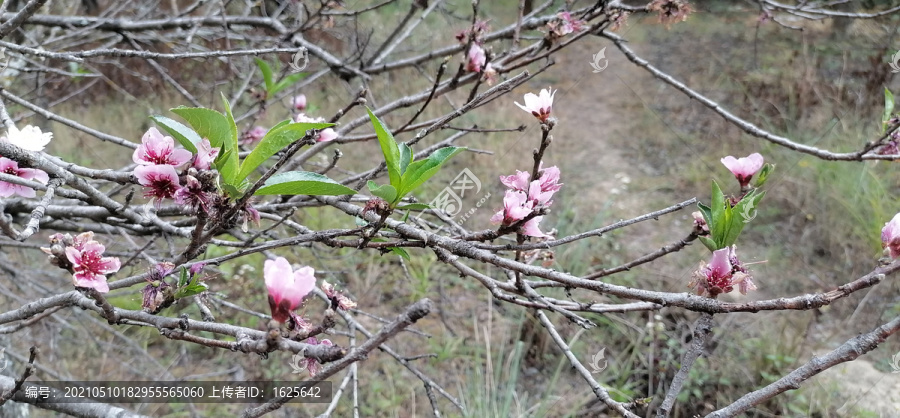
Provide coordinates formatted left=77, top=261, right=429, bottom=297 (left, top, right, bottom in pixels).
left=366, top=108, right=402, bottom=189
left=396, top=203, right=432, bottom=210
left=722, top=190, right=766, bottom=247
left=399, top=143, right=412, bottom=175
left=269, top=119, right=292, bottom=132
left=367, top=181, right=398, bottom=203
left=219, top=93, right=241, bottom=184
left=170, top=107, right=231, bottom=149
left=174, top=274, right=208, bottom=299
left=271, top=72, right=307, bottom=96
left=255, top=57, right=274, bottom=94
left=213, top=148, right=233, bottom=172
left=177, top=267, right=189, bottom=288
left=697, top=202, right=712, bottom=229
left=254, top=171, right=357, bottom=196
left=387, top=247, right=410, bottom=260
left=222, top=182, right=247, bottom=198
left=150, top=115, right=201, bottom=154
left=884, top=88, right=895, bottom=132
left=698, top=236, right=718, bottom=252
left=237, top=122, right=333, bottom=181
left=753, top=163, right=774, bottom=188
left=398, top=146, right=466, bottom=197
left=709, top=181, right=727, bottom=249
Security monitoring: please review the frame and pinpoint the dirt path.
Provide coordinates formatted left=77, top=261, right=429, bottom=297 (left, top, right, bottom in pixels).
left=815, top=351, right=900, bottom=417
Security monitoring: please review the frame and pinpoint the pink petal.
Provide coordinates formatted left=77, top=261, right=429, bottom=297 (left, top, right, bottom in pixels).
left=18, top=167, right=49, bottom=184
left=466, top=44, right=486, bottom=72
left=489, top=209, right=505, bottom=224
left=169, top=148, right=193, bottom=167
left=281, top=266, right=316, bottom=307
left=73, top=271, right=109, bottom=292
left=317, top=128, right=338, bottom=143
left=264, top=257, right=294, bottom=302
left=538, top=166, right=562, bottom=192
left=721, top=153, right=764, bottom=178
left=708, top=248, right=732, bottom=278
left=883, top=213, right=900, bottom=259
left=64, top=246, right=83, bottom=266
left=520, top=216, right=548, bottom=237
left=134, top=164, right=179, bottom=186
left=500, top=171, right=530, bottom=191
left=0, top=181, right=15, bottom=197
left=97, top=256, right=121, bottom=275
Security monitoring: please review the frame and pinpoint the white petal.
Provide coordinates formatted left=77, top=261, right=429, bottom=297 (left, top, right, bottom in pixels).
left=6, top=125, right=51, bottom=152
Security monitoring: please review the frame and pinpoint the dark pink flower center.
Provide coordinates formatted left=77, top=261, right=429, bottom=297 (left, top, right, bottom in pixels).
left=145, top=175, right=178, bottom=199
left=141, top=147, right=174, bottom=165
left=78, top=251, right=105, bottom=274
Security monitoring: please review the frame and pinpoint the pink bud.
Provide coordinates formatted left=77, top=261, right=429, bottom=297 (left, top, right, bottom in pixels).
left=293, top=94, right=307, bottom=111
left=264, top=257, right=316, bottom=323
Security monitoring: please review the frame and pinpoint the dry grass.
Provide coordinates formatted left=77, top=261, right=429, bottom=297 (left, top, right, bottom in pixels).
left=7, top=1, right=900, bottom=417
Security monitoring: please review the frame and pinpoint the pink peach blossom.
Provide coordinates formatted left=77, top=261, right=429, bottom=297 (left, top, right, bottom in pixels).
left=241, top=126, right=267, bottom=145
left=322, top=281, right=356, bottom=310
left=192, top=138, right=219, bottom=170
left=520, top=216, right=549, bottom=238
left=538, top=165, right=563, bottom=193
left=515, top=87, right=555, bottom=122
left=174, top=175, right=212, bottom=213
left=689, top=247, right=733, bottom=297
left=721, top=153, right=764, bottom=187
left=134, top=164, right=180, bottom=203
left=882, top=213, right=900, bottom=259
left=264, top=257, right=316, bottom=323
left=133, top=128, right=192, bottom=167
left=499, top=166, right=562, bottom=206
left=0, top=156, right=48, bottom=198
left=527, top=180, right=556, bottom=206
left=692, top=211, right=709, bottom=233
left=490, top=190, right=533, bottom=225
left=299, top=337, right=333, bottom=377
left=689, top=245, right=757, bottom=297
left=64, top=240, right=121, bottom=293
left=466, top=44, right=486, bottom=73
left=499, top=170, right=530, bottom=191
left=727, top=246, right=757, bottom=295
left=482, top=63, right=498, bottom=85
left=547, top=11, right=586, bottom=37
